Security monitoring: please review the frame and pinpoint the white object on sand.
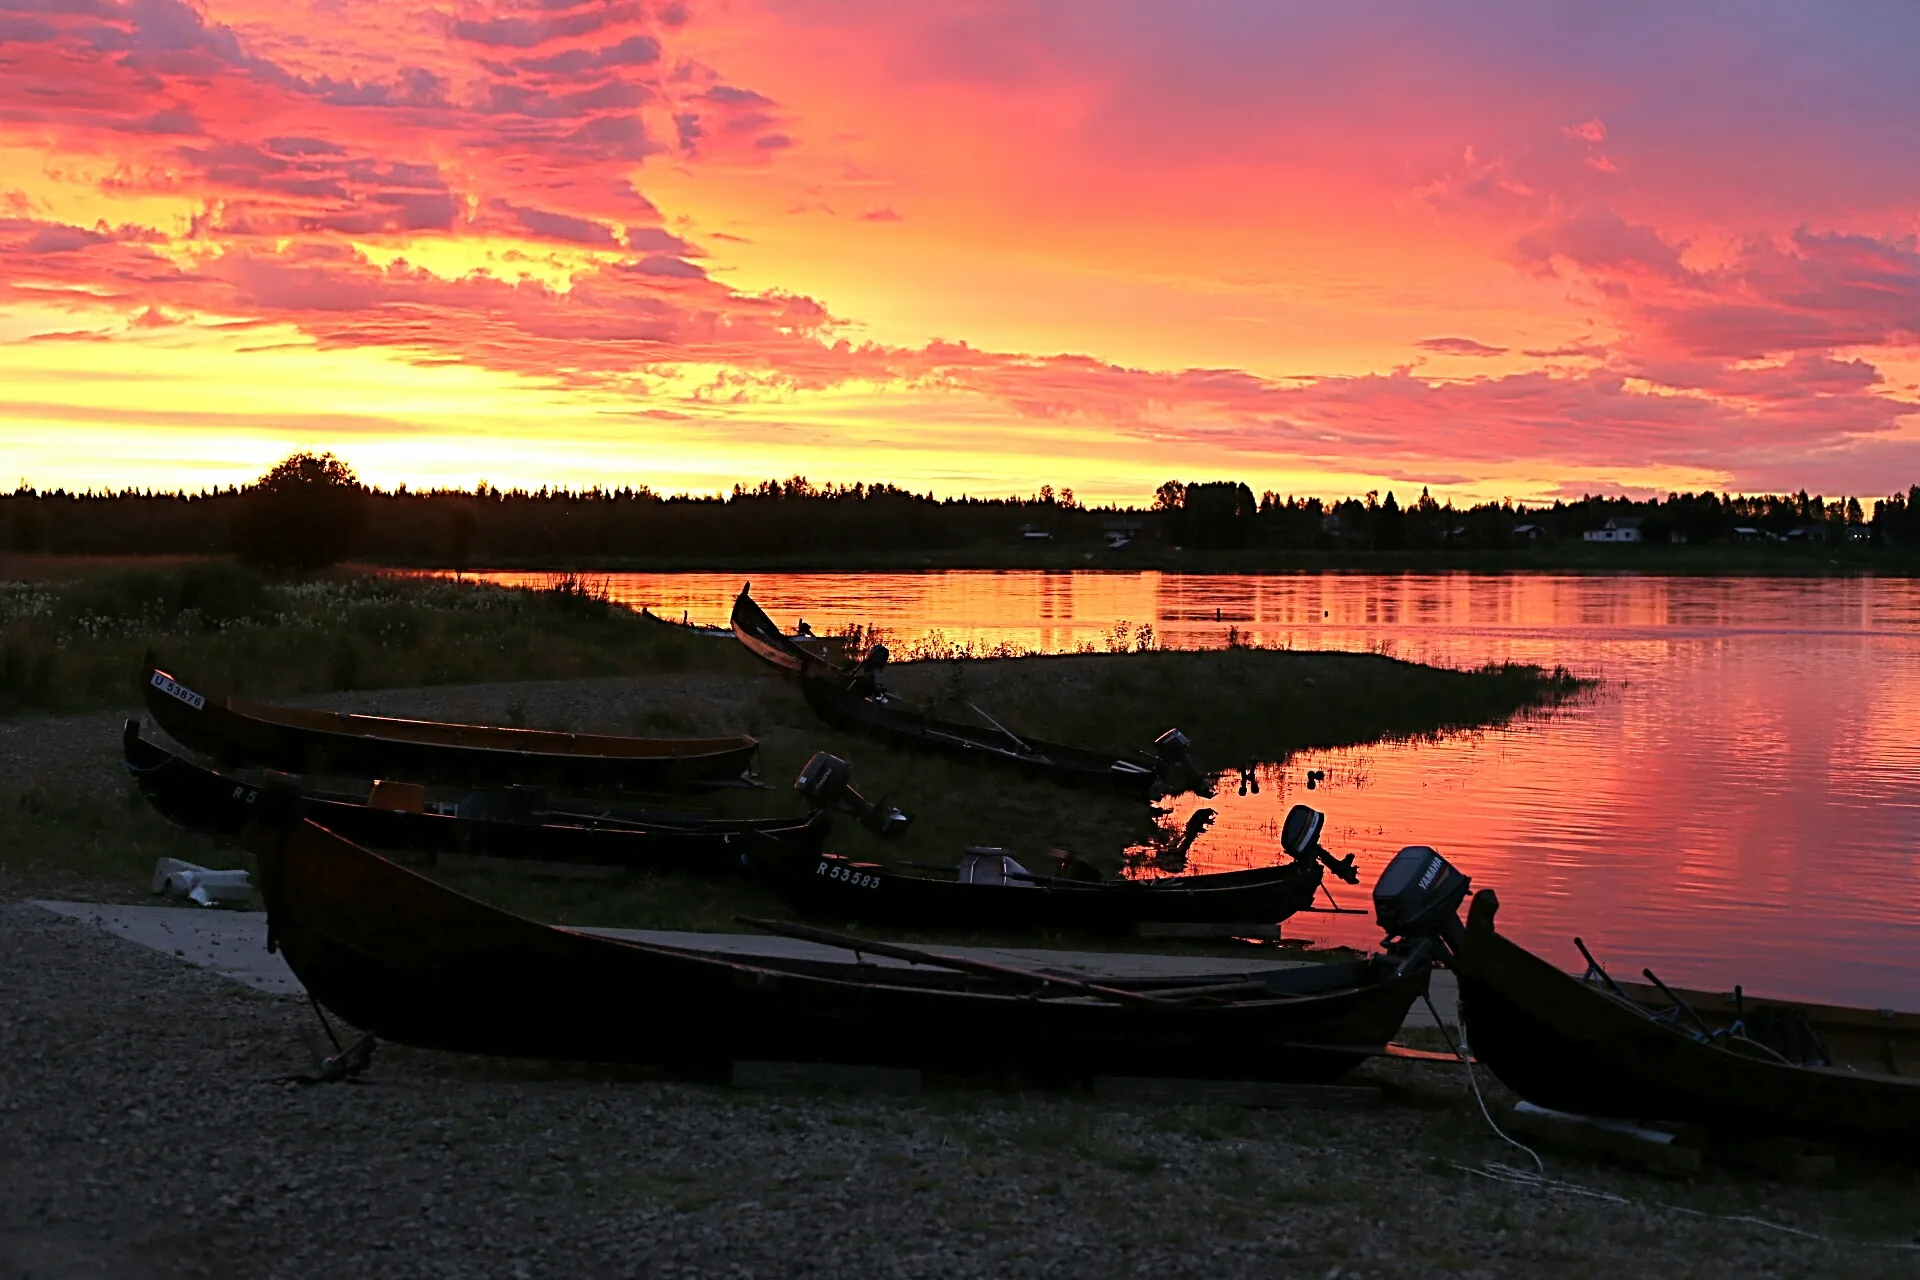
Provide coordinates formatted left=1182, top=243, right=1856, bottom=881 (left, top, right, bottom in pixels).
left=150, top=857, right=252, bottom=907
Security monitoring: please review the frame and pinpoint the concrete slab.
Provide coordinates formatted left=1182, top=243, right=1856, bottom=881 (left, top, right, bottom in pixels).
left=26, top=900, right=1457, bottom=1028
left=31, top=901, right=304, bottom=995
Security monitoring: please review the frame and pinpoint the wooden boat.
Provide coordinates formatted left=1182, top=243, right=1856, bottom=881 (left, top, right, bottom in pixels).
left=639, top=607, right=734, bottom=640
left=734, top=584, right=1197, bottom=793
left=140, top=658, right=761, bottom=793
left=729, top=584, right=846, bottom=678
left=255, top=813, right=1433, bottom=1080
left=748, top=803, right=1357, bottom=932
left=799, top=674, right=1193, bottom=794
left=1450, top=887, right=1920, bottom=1146
left=752, top=846, right=1327, bottom=931
left=123, top=720, right=827, bottom=872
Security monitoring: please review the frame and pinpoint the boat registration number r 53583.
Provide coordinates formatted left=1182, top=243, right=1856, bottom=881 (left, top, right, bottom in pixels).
left=151, top=671, right=206, bottom=711
left=817, top=861, right=879, bottom=889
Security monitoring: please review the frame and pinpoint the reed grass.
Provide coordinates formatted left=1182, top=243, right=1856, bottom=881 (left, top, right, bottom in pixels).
left=0, top=563, right=751, bottom=716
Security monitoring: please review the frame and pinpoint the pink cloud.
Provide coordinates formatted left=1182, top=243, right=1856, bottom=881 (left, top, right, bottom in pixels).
left=1417, top=336, right=1506, bottom=357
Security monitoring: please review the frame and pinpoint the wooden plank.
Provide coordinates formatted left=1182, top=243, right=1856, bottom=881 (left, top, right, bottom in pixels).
left=1133, top=922, right=1281, bottom=939
left=1092, top=1076, right=1380, bottom=1108
left=730, top=1060, right=922, bottom=1095
left=1505, top=1103, right=1702, bottom=1175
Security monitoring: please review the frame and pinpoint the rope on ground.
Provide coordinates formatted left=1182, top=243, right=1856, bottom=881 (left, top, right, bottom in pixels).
left=1451, top=1160, right=1920, bottom=1252
left=1446, top=1007, right=1544, bottom=1177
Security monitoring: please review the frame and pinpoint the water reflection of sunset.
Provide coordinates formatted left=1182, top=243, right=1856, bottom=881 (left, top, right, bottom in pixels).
left=445, top=570, right=1920, bottom=1011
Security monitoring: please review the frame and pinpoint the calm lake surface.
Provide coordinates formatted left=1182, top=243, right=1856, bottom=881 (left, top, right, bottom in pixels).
left=465, top=570, right=1920, bottom=1012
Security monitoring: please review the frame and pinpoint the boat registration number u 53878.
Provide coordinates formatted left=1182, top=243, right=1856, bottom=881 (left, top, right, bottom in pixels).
left=817, top=861, right=880, bottom=889
left=151, top=671, right=206, bottom=711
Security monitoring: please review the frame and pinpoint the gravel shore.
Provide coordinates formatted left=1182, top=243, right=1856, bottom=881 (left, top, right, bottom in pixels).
left=5, top=902, right=1913, bottom=1279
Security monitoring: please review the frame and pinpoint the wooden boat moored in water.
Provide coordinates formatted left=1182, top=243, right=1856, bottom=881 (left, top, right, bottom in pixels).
left=123, top=720, right=828, bottom=872
left=140, top=658, right=761, bottom=793
left=256, top=812, right=1434, bottom=1081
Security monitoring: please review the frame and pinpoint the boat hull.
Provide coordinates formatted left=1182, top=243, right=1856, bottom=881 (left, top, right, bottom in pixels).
left=124, top=721, right=826, bottom=872
left=799, top=676, right=1161, bottom=793
left=1453, top=891, right=1920, bottom=1146
left=259, top=816, right=1428, bottom=1080
left=141, top=663, right=760, bottom=793
left=751, top=847, right=1324, bottom=932
left=728, top=585, right=843, bottom=678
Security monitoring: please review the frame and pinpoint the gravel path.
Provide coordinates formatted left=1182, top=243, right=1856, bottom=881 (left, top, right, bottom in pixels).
left=4, top=903, right=1908, bottom=1279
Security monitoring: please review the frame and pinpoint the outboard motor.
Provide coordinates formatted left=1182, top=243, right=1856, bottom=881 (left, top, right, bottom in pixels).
left=849, top=643, right=890, bottom=697
left=1373, top=844, right=1471, bottom=956
left=1281, top=804, right=1360, bottom=884
left=794, top=751, right=910, bottom=838
left=1151, top=727, right=1209, bottom=794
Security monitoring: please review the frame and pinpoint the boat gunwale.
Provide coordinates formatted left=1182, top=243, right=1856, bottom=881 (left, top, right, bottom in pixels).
left=143, top=662, right=758, bottom=764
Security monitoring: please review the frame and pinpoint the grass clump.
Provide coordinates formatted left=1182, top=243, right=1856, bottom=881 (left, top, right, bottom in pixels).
left=879, top=648, right=1589, bottom=766
left=0, top=564, right=754, bottom=717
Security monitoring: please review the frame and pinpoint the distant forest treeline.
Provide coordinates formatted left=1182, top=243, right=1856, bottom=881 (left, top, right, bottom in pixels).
left=6, top=474, right=1920, bottom=562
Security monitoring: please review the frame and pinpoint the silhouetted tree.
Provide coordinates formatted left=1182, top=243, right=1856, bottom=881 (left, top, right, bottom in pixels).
left=1182, top=482, right=1257, bottom=549
left=1376, top=490, right=1406, bottom=550
left=232, top=452, right=367, bottom=574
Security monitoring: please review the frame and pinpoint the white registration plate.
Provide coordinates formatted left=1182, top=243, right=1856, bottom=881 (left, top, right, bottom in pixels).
left=150, top=671, right=206, bottom=711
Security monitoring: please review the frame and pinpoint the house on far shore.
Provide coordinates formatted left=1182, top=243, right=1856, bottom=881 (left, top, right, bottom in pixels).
left=1511, top=523, right=1545, bottom=541
left=1786, top=523, right=1829, bottom=543
left=1846, top=525, right=1872, bottom=544
left=1101, top=518, right=1142, bottom=549
left=1732, top=526, right=1764, bottom=543
left=1582, top=517, right=1643, bottom=544
left=1017, top=523, right=1053, bottom=541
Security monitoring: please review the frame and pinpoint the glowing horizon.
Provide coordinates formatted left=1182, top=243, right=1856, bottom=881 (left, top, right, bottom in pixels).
left=4, top=1, right=1920, bottom=504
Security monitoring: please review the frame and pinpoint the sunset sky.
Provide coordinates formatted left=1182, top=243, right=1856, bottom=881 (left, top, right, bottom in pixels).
left=4, top=0, right=1920, bottom=503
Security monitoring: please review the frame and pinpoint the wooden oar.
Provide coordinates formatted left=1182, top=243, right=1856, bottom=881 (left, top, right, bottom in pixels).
left=735, top=916, right=1172, bottom=1006
left=967, top=701, right=1036, bottom=755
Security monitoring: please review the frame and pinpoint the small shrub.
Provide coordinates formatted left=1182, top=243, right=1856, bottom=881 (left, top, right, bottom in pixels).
left=171, top=562, right=273, bottom=626
left=541, top=572, right=613, bottom=617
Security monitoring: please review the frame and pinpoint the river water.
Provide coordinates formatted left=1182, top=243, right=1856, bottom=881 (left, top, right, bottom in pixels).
left=459, top=570, right=1920, bottom=1012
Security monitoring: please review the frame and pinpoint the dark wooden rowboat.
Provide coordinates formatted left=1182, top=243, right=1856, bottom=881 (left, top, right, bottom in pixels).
left=257, top=815, right=1433, bottom=1080
left=733, top=584, right=1188, bottom=792
left=124, top=720, right=827, bottom=872
left=639, top=607, right=734, bottom=640
left=141, top=659, right=761, bottom=793
left=750, top=844, right=1327, bottom=933
left=1453, top=888, right=1920, bottom=1146
left=729, top=584, right=846, bottom=678
left=799, top=674, right=1183, bottom=793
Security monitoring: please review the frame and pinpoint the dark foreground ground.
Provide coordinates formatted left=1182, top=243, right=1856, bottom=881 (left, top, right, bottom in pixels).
left=5, top=903, right=1917, bottom=1280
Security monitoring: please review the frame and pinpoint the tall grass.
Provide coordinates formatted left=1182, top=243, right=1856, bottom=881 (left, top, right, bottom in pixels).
left=0, top=563, right=748, bottom=716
